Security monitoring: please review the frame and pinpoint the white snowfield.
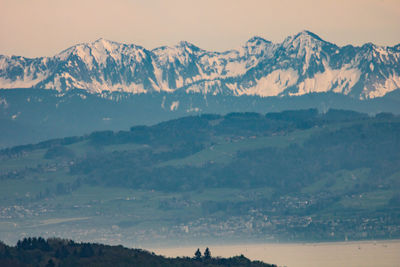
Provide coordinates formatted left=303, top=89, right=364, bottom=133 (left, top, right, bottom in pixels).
left=0, top=31, right=399, bottom=99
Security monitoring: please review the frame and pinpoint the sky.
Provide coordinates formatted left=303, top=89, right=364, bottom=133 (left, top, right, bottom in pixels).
left=0, top=0, right=399, bottom=58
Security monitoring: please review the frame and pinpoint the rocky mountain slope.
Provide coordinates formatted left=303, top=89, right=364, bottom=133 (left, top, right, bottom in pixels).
left=1, top=31, right=399, bottom=99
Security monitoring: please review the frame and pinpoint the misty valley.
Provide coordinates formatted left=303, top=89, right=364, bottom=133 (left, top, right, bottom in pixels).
left=0, top=109, right=399, bottom=248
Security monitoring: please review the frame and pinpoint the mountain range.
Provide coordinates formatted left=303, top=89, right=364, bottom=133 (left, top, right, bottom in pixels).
left=1, top=31, right=400, bottom=99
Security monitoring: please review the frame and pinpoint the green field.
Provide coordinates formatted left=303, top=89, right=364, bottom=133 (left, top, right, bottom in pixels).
left=161, top=128, right=318, bottom=167
left=1, top=110, right=399, bottom=244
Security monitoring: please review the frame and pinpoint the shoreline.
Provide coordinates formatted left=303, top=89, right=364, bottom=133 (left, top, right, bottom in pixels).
left=147, top=238, right=400, bottom=250
left=151, top=239, right=400, bottom=267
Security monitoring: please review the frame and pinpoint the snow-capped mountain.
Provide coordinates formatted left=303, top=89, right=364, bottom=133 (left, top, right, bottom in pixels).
left=1, top=31, right=399, bottom=99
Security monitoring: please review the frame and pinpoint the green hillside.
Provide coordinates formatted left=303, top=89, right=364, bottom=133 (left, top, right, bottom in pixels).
left=0, top=109, right=399, bottom=245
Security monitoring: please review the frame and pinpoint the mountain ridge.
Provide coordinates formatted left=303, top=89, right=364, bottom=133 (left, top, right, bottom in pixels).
left=0, top=30, right=399, bottom=99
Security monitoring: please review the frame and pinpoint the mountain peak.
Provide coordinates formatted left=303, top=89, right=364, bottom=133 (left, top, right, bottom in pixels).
left=153, top=41, right=201, bottom=54
left=295, top=30, right=323, bottom=41
left=282, top=30, right=334, bottom=52
left=176, top=41, right=201, bottom=52
left=242, top=36, right=273, bottom=56
left=94, top=37, right=107, bottom=43
left=362, top=42, right=377, bottom=49
left=177, top=40, right=193, bottom=46
left=93, top=37, right=113, bottom=45
left=284, top=30, right=325, bottom=44
left=57, top=38, right=118, bottom=58
left=91, top=38, right=122, bottom=50
left=246, top=36, right=271, bottom=45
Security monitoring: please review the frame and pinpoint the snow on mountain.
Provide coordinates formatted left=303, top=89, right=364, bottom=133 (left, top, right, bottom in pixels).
left=0, top=31, right=399, bottom=99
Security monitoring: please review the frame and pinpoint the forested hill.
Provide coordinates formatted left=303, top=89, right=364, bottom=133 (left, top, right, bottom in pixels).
left=1, top=109, right=400, bottom=244
left=0, top=237, right=275, bottom=267
left=2, top=89, right=399, bottom=148
left=2, top=108, right=399, bottom=198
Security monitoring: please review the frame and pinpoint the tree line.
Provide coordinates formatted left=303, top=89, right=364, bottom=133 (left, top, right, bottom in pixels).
left=0, top=237, right=275, bottom=267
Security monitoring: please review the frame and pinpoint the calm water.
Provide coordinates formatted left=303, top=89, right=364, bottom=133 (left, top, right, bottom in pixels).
left=152, top=240, right=400, bottom=267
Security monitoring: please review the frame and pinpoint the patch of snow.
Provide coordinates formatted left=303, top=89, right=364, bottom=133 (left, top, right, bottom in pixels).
left=186, top=107, right=200, bottom=112
left=161, top=96, right=166, bottom=109
left=11, top=112, right=21, bottom=120
left=303, top=45, right=312, bottom=74
left=370, top=63, right=374, bottom=72
left=152, top=63, right=175, bottom=92
left=0, top=72, right=48, bottom=88
left=185, top=80, right=223, bottom=94
left=225, top=82, right=238, bottom=93
left=224, top=61, right=248, bottom=76
left=152, top=44, right=193, bottom=66
left=375, top=46, right=389, bottom=61
left=46, top=72, right=152, bottom=94
left=149, top=78, right=161, bottom=92
left=294, top=63, right=361, bottom=95
left=367, top=72, right=400, bottom=98
left=241, top=69, right=299, bottom=97
left=197, top=50, right=252, bottom=79
left=0, top=97, right=8, bottom=108
left=75, top=45, right=94, bottom=70
left=170, top=101, right=179, bottom=111
left=175, top=76, right=184, bottom=88
left=0, top=56, right=10, bottom=69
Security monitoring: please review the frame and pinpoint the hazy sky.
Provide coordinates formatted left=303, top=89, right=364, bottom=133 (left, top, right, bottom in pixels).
left=1, top=0, right=399, bottom=57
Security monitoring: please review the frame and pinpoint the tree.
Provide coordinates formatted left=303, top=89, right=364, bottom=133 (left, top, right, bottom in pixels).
left=45, top=259, right=55, bottom=267
left=204, top=247, right=211, bottom=260
left=55, top=246, right=69, bottom=259
left=194, top=248, right=201, bottom=260
left=79, top=244, right=94, bottom=257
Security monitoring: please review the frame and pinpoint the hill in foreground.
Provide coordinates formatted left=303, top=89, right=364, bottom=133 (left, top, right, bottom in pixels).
left=0, top=237, right=275, bottom=267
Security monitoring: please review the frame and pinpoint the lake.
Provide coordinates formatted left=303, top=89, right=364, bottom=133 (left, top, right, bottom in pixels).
left=152, top=240, right=400, bottom=267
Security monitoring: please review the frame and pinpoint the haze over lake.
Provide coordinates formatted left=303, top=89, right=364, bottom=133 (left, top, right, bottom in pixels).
left=153, top=240, right=400, bottom=267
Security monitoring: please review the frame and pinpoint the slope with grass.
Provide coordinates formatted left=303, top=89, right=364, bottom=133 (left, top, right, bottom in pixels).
left=0, top=109, right=399, bottom=245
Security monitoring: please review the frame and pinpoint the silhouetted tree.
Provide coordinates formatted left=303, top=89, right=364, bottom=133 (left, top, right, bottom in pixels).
left=55, top=246, right=69, bottom=259
left=45, top=259, right=55, bottom=267
left=98, top=247, right=104, bottom=256
left=17, top=237, right=49, bottom=251
left=79, top=243, right=94, bottom=257
left=194, top=248, right=201, bottom=260
left=204, top=247, right=211, bottom=260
